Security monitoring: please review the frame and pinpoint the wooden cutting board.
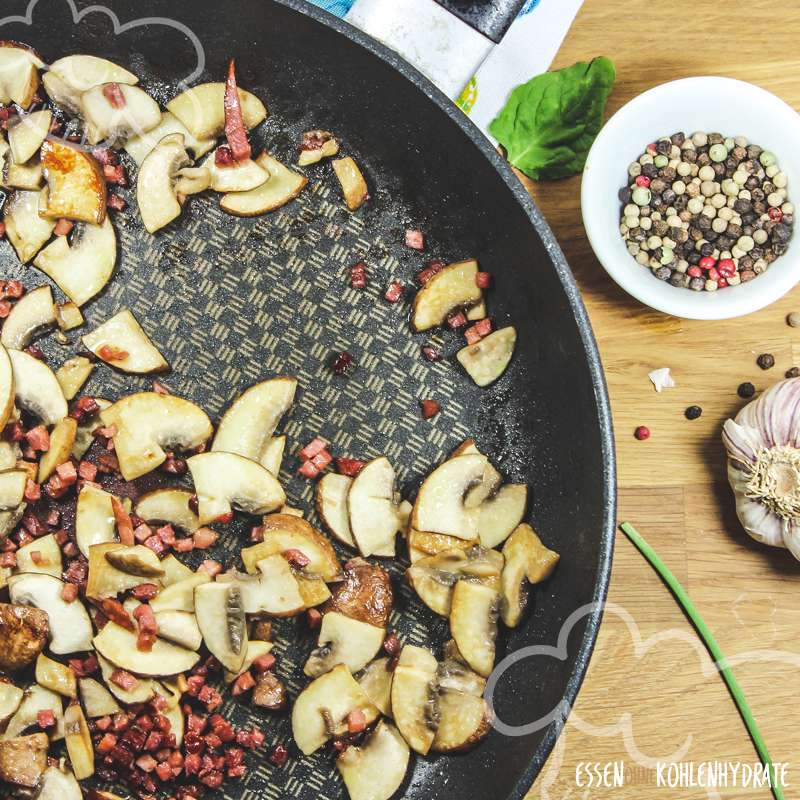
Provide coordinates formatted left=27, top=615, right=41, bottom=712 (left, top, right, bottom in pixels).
left=521, top=1, right=800, bottom=796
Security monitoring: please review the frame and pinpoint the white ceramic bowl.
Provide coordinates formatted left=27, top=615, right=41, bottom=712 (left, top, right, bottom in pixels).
left=582, top=77, right=800, bottom=319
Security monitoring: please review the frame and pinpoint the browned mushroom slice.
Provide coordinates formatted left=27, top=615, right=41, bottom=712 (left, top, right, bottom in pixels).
left=323, top=557, right=393, bottom=628
left=0, top=732, right=49, bottom=787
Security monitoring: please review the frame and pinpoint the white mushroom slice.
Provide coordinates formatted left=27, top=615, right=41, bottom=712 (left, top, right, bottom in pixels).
left=220, top=152, right=307, bottom=215
left=80, top=83, right=161, bottom=145
left=75, top=485, right=116, bottom=558
left=391, top=644, right=439, bottom=755
left=316, top=472, right=355, bottom=547
left=40, top=139, right=106, bottom=225
left=174, top=166, right=210, bottom=196
left=45, top=55, right=137, bottom=114
left=15, top=533, right=61, bottom=577
left=223, top=640, right=273, bottom=683
left=55, top=303, right=84, bottom=333
left=500, top=523, right=559, bottom=628
left=0, top=506, right=25, bottom=548
left=0, top=43, right=43, bottom=107
left=3, top=157, right=43, bottom=191
left=0, top=285, right=55, bottom=350
left=83, top=308, right=168, bottom=374
left=8, top=573, right=93, bottom=654
left=347, top=457, right=399, bottom=557
left=7, top=110, right=50, bottom=165
left=37, top=417, right=77, bottom=483
left=291, top=664, right=379, bottom=755
left=136, top=488, right=200, bottom=533
left=125, top=111, right=215, bottom=165
left=136, top=133, right=192, bottom=234
left=0, top=683, right=22, bottom=726
left=93, top=621, right=199, bottom=676
left=194, top=582, right=247, bottom=673
left=85, top=543, right=164, bottom=600
left=357, top=658, right=393, bottom=717
left=100, top=392, right=212, bottom=480
left=203, top=149, right=269, bottom=192
left=218, top=556, right=305, bottom=617
left=63, top=703, right=93, bottom=780
left=149, top=573, right=210, bottom=613
left=332, top=156, right=368, bottom=211
left=105, top=545, right=165, bottom=578
left=152, top=610, right=202, bottom=651
left=261, top=435, right=285, bottom=476
left=9, top=349, right=67, bottom=425
left=78, top=677, right=120, bottom=718
left=187, top=451, right=285, bottom=524
left=166, top=82, right=267, bottom=140
left=34, top=217, right=116, bottom=307
left=212, top=377, right=297, bottom=465
left=37, top=764, right=82, bottom=800
left=0, top=470, right=25, bottom=511
left=0, top=442, right=17, bottom=471
left=457, top=326, right=517, bottom=387
left=297, top=131, right=339, bottom=166
left=337, top=721, right=410, bottom=800
left=159, top=554, right=194, bottom=587
left=35, top=652, right=76, bottom=698
left=97, top=652, right=155, bottom=704
left=4, top=684, right=64, bottom=741
left=55, top=357, right=93, bottom=401
left=411, top=260, right=482, bottom=332
left=478, top=484, right=528, bottom=549
left=449, top=581, right=499, bottom=678
left=411, top=454, right=487, bottom=539
left=240, top=514, right=341, bottom=580
left=4, top=189, right=56, bottom=263
left=0, top=345, right=12, bottom=430
left=452, top=439, right=502, bottom=508
left=304, top=611, right=385, bottom=678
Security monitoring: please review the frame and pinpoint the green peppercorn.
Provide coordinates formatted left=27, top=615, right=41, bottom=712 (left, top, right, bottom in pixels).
left=709, top=143, right=728, bottom=162
left=632, top=187, right=652, bottom=206
left=684, top=405, right=702, bottom=420
left=737, top=382, right=756, bottom=398
left=759, top=151, right=777, bottom=167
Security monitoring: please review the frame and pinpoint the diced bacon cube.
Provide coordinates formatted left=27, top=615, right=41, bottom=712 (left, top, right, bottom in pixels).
left=54, top=218, right=73, bottom=237
left=155, top=761, right=172, bottom=782
left=107, top=194, right=127, bottom=212
left=24, top=480, right=40, bottom=502
left=110, top=669, right=139, bottom=691
left=25, top=425, right=50, bottom=451
left=55, top=461, right=77, bottom=485
left=310, top=449, right=332, bottom=471
left=447, top=310, right=467, bottom=329
left=5, top=280, right=24, bottom=298
left=251, top=653, right=276, bottom=673
left=335, top=457, right=366, bottom=477
left=192, top=527, right=217, bottom=549
left=475, top=271, right=492, bottom=289
left=347, top=709, right=366, bottom=734
left=464, top=317, right=492, bottom=345
left=415, top=260, right=445, bottom=285
left=198, top=559, right=222, bottom=577
left=420, top=399, right=441, bottom=419
left=157, top=524, right=176, bottom=545
left=404, top=228, right=425, bottom=250
left=152, top=380, right=171, bottom=395
left=0, top=300, right=10, bottom=318
left=283, top=548, right=310, bottom=568
left=306, top=608, right=322, bottom=629
left=298, top=460, right=320, bottom=479
left=132, top=583, right=159, bottom=601
left=384, top=281, right=404, bottom=303
left=61, top=582, right=78, bottom=603
left=134, top=523, right=154, bottom=543
left=0, top=551, right=15, bottom=568
left=144, top=535, right=166, bottom=556
left=37, top=709, right=55, bottom=729
left=231, top=671, right=255, bottom=696
left=78, top=461, right=97, bottom=481
left=136, top=754, right=158, bottom=773
left=174, top=537, right=194, bottom=553
left=349, top=261, right=367, bottom=290
left=299, top=437, right=329, bottom=461
left=96, top=732, right=118, bottom=754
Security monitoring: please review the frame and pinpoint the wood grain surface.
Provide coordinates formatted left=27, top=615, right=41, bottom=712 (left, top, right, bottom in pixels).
left=522, top=1, right=800, bottom=796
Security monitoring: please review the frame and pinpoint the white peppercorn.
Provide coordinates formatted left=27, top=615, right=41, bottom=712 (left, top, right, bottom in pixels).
left=698, top=165, right=715, bottom=182
left=767, top=192, right=783, bottom=207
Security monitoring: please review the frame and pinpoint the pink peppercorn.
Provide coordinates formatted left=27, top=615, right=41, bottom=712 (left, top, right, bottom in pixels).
left=634, top=175, right=650, bottom=188
left=698, top=256, right=716, bottom=271
left=687, top=266, right=703, bottom=278
left=634, top=426, right=650, bottom=441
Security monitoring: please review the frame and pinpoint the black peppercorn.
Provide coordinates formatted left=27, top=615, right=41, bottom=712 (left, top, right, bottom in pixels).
left=738, top=382, right=756, bottom=399
left=756, top=353, right=775, bottom=370
left=786, top=367, right=800, bottom=379
left=684, top=405, right=702, bottom=420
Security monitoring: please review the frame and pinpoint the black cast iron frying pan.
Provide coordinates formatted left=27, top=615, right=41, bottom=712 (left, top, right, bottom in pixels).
left=0, top=1, right=616, bottom=797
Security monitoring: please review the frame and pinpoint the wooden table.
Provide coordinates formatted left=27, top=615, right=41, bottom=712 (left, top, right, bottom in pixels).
left=523, top=1, right=800, bottom=796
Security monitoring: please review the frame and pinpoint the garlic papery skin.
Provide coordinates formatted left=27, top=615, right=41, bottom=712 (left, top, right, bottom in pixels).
left=723, top=378, right=800, bottom=557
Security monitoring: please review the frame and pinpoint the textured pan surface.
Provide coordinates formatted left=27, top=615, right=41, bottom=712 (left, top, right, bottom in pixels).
left=0, top=0, right=616, bottom=798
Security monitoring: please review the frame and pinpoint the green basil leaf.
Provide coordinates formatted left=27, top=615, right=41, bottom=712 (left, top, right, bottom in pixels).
left=489, top=56, right=615, bottom=181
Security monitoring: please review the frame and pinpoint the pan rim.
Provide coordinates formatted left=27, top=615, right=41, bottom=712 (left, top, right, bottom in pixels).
left=270, top=1, right=617, bottom=795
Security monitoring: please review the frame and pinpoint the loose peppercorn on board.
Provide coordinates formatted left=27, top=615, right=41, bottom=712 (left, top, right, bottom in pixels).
left=0, top=3, right=617, bottom=799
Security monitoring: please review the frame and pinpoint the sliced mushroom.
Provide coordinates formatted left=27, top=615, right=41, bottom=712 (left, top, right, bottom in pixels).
left=78, top=677, right=121, bottom=718
left=347, top=457, right=399, bottom=557
left=0, top=683, right=23, bottom=726
left=81, top=83, right=161, bottom=145
left=37, top=764, right=82, bottom=800
left=187, top=451, right=285, bottom=524
left=34, top=217, right=117, bottom=307
left=223, top=639, right=273, bottom=684
left=407, top=528, right=478, bottom=564
left=241, top=514, right=340, bottom=580
left=85, top=543, right=163, bottom=600
left=55, top=356, right=93, bottom=401
left=224, top=555, right=305, bottom=617
left=252, top=671, right=287, bottom=710
left=105, top=545, right=165, bottom=578
left=406, top=546, right=503, bottom=617
left=0, top=732, right=49, bottom=787
left=332, top=156, right=368, bottom=211
left=304, top=611, right=385, bottom=678
left=194, top=582, right=247, bottom=672
left=211, top=377, right=297, bottom=466
left=357, top=657, right=393, bottom=717
left=323, top=558, right=393, bottom=628
left=3, top=156, right=43, bottom=190
left=9, top=349, right=66, bottom=425
left=2, top=285, right=56, bottom=352
left=55, top=302, right=83, bottom=330
left=83, top=308, right=168, bottom=373
left=261, top=435, right=286, bottom=476
left=291, top=663, right=379, bottom=755
left=4, top=683, right=64, bottom=740
left=125, top=110, right=215, bottom=165
left=0, top=470, right=25, bottom=511
left=390, top=644, right=439, bottom=755
left=63, top=703, right=93, bottom=779
left=136, top=132, right=192, bottom=233
left=97, top=652, right=155, bottom=704
left=297, top=130, right=339, bottom=166
left=337, top=720, right=410, bottom=800
left=15, top=532, right=62, bottom=577
left=500, top=523, right=559, bottom=628
left=0, top=344, right=13, bottom=430
left=135, top=488, right=201, bottom=533
left=456, top=326, right=517, bottom=387
left=152, top=609, right=202, bottom=651
left=203, top=149, right=269, bottom=193
left=72, top=398, right=110, bottom=460
left=93, top=620, right=199, bottom=676
left=0, top=602, right=49, bottom=671
left=449, top=580, right=499, bottom=678
left=7, top=109, right=51, bottom=165
left=411, top=259, right=482, bottom=332
left=149, top=573, right=210, bottom=614
left=478, top=484, right=528, bottom=549
left=45, top=55, right=138, bottom=114
left=452, top=438, right=502, bottom=508
left=75, top=485, right=116, bottom=558
left=8, top=574, right=92, bottom=654
left=411, top=454, right=488, bottom=539
left=159, top=554, right=194, bottom=586
left=220, top=152, right=307, bottom=215
left=37, top=417, right=77, bottom=483
left=318, top=473, right=356, bottom=552
left=4, top=189, right=56, bottom=263
left=166, top=82, right=267, bottom=140
left=39, top=139, right=107, bottom=224
left=35, top=653, right=76, bottom=699
left=100, top=392, right=212, bottom=480
left=0, top=42, right=44, bottom=107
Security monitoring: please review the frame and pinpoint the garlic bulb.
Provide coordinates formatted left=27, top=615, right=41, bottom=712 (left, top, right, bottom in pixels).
left=723, top=378, right=800, bottom=558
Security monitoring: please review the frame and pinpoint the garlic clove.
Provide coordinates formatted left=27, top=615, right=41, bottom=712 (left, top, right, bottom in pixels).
left=727, top=462, right=785, bottom=548
left=783, top=520, right=800, bottom=559
left=722, top=419, right=765, bottom=467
